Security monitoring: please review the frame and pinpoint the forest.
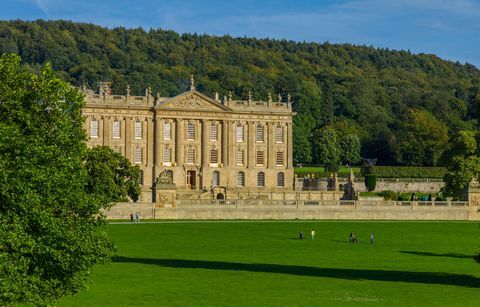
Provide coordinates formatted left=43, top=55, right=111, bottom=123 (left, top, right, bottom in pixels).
left=1, top=19, right=479, bottom=166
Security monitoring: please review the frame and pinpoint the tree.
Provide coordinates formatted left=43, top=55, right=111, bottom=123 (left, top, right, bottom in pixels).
left=397, top=109, right=449, bottom=166
left=312, top=127, right=341, bottom=171
left=0, top=54, right=114, bottom=305
left=442, top=130, right=480, bottom=199
left=85, top=146, right=141, bottom=203
left=292, top=115, right=314, bottom=165
left=340, top=134, right=361, bottom=165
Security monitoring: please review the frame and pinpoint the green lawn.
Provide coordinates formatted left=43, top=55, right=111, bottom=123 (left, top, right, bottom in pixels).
left=59, top=221, right=480, bottom=306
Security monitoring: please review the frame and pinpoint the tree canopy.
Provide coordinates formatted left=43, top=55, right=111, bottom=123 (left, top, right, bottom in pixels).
left=1, top=20, right=480, bottom=165
left=0, top=54, right=115, bottom=305
left=442, top=130, right=480, bottom=199
left=85, top=146, right=141, bottom=203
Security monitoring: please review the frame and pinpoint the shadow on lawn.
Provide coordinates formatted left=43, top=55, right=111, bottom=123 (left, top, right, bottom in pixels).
left=400, top=251, right=475, bottom=259
left=113, top=256, right=480, bottom=288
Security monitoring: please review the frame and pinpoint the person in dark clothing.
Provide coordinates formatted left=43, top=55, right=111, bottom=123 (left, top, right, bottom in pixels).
left=299, top=230, right=304, bottom=240
left=130, top=213, right=134, bottom=223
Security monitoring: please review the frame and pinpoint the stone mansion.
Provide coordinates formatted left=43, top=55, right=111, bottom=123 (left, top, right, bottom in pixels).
left=82, top=78, right=295, bottom=202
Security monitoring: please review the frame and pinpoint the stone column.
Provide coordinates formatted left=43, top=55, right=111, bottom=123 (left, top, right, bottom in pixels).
left=228, top=121, right=235, bottom=167
left=98, top=117, right=104, bottom=144
left=248, top=121, right=255, bottom=168
left=147, top=118, right=154, bottom=167
left=125, top=117, right=132, bottom=161
left=287, top=122, right=293, bottom=168
left=222, top=120, right=228, bottom=166
left=176, top=118, right=184, bottom=167
left=103, top=116, right=110, bottom=146
left=154, top=117, right=161, bottom=166
left=202, top=119, right=209, bottom=167
left=267, top=122, right=275, bottom=169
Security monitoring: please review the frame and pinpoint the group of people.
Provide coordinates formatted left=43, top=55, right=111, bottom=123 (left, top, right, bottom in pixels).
left=349, top=231, right=375, bottom=244
left=298, top=229, right=375, bottom=244
left=130, top=212, right=140, bottom=223
left=298, top=229, right=316, bottom=240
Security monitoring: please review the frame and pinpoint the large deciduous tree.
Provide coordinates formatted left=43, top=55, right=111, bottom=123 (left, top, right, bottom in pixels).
left=340, top=134, right=361, bottom=165
left=85, top=146, right=141, bottom=203
left=0, top=54, right=114, bottom=305
left=397, top=109, right=448, bottom=166
left=312, top=127, right=341, bottom=171
left=442, top=130, right=480, bottom=200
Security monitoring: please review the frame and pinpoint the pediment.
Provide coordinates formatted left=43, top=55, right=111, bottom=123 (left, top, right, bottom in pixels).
left=156, top=91, right=231, bottom=112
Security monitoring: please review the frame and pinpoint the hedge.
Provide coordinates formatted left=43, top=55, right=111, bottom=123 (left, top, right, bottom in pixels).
left=295, top=166, right=447, bottom=179
left=366, top=166, right=446, bottom=178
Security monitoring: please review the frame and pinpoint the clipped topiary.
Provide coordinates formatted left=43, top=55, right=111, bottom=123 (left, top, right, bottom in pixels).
left=365, top=174, right=377, bottom=192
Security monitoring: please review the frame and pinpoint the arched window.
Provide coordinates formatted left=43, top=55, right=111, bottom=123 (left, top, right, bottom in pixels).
left=212, top=171, right=220, bottom=187
left=237, top=171, right=245, bottom=187
left=277, top=172, right=285, bottom=187
left=257, top=172, right=265, bottom=187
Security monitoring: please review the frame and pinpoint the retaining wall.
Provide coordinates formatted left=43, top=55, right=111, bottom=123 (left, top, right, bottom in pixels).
left=107, top=200, right=479, bottom=221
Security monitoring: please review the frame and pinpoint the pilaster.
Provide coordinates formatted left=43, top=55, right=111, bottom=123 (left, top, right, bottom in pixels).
left=248, top=121, right=255, bottom=168
left=287, top=122, right=293, bottom=168
left=176, top=118, right=184, bottom=166
left=222, top=120, right=229, bottom=167
left=125, top=117, right=132, bottom=161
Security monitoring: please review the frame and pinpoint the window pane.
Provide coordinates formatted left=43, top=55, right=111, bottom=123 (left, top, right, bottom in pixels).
left=256, top=125, right=264, bottom=142
left=113, top=120, right=121, bottom=138
left=187, top=122, right=195, bottom=140
left=277, top=172, right=285, bottom=187
left=236, top=150, right=244, bottom=165
left=187, top=148, right=195, bottom=164
left=236, top=125, right=243, bottom=142
left=276, top=151, right=284, bottom=166
left=210, top=149, right=218, bottom=164
left=210, top=123, right=218, bottom=141
left=256, top=150, right=264, bottom=166
left=276, top=126, right=283, bottom=143
left=90, top=119, right=98, bottom=138
left=135, top=121, right=142, bottom=139
left=134, top=147, right=142, bottom=163
left=139, top=170, right=144, bottom=185
left=164, top=147, right=171, bottom=163
left=237, top=172, right=245, bottom=187
left=257, top=172, right=265, bottom=187
left=212, top=171, right=220, bottom=186
left=163, top=122, right=171, bottom=140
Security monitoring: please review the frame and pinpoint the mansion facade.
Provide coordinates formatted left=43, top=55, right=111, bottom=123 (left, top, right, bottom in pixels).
left=82, top=80, right=295, bottom=202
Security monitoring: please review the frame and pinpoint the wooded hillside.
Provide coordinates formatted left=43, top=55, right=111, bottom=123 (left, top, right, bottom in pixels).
left=1, top=20, right=479, bottom=166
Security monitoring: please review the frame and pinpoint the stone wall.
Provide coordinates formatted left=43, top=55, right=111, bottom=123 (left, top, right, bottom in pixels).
left=106, top=200, right=478, bottom=220
left=298, top=178, right=445, bottom=193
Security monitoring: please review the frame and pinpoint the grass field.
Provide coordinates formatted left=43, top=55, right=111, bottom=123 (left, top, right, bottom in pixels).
left=59, top=221, right=480, bottom=306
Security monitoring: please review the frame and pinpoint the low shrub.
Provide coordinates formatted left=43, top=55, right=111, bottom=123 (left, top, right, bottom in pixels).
left=377, top=190, right=398, bottom=200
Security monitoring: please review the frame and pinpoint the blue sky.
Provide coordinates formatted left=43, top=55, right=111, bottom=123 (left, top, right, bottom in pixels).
left=1, top=0, right=480, bottom=67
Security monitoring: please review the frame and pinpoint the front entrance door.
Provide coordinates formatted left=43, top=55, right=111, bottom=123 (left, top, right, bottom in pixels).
left=187, top=170, right=196, bottom=190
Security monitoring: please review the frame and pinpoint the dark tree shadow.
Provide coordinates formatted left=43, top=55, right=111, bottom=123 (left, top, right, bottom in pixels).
left=400, top=251, right=475, bottom=260
left=113, top=257, right=480, bottom=288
